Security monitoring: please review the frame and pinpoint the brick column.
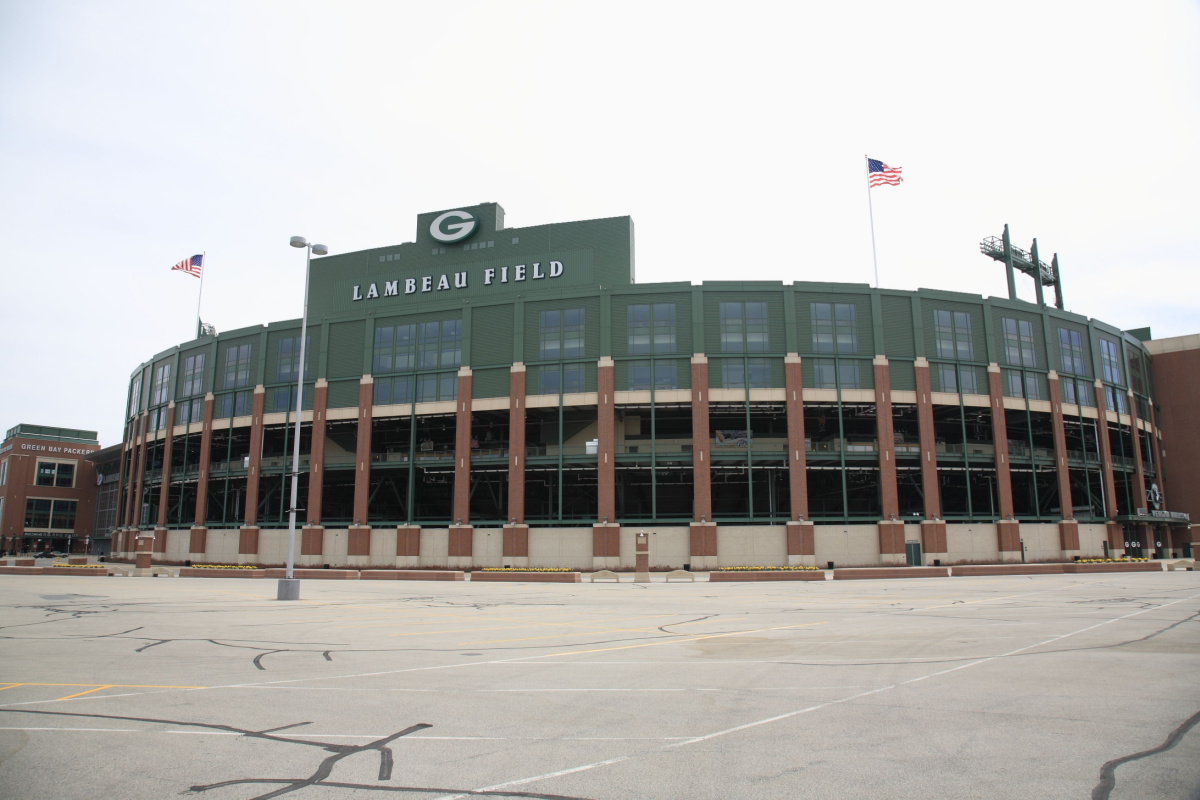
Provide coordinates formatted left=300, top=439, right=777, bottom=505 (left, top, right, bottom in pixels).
left=242, top=387, right=266, bottom=527
left=874, top=357, right=898, bottom=520
left=988, top=364, right=1020, bottom=555
left=1093, top=380, right=1120, bottom=521
left=306, top=380, right=328, bottom=526
left=156, top=403, right=176, bottom=530
left=1047, top=373, right=1079, bottom=552
left=507, top=365, right=526, bottom=525
left=453, top=368, right=473, bottom=525
left=396, top=524, right=420, bottom=567
left=597, top=357, right=616, bottom=524
left=691, top=355, right=712, bottom=522
left=194, top=394, right=214, bottom=527
left=785, top=520, right=815, bottom=566
left=784, top=355, right=809, bottom=519
left=132, top=413, right=149, bottom=533
left=1127, top=389, right=1151, bottom=553
left=352, top=377, right=373, bottom=526
left=448, top=367, right=473, bottom=566
left=913, top=358, right=940, bottom=519
left=190, top=395, right=213, bottom=561
left=504, top=523, right=530, bottom=568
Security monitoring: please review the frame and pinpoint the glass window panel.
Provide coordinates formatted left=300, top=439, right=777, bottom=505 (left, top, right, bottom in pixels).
left=838, top=362, right=860, bottom=389
left=721, top=361, right=744, bottom=388
left=939, top=364, right=958, bottom=393
left=563, top=364, right=584, bottom=393
left=373, top=380, right=392, bottom=406
left=747, top=358, right=770, bottom=388
left=55, top=463, right=74, bottom=488
left=654, top=362, right=677, bottom=390
left=417, top=375, right=438, bottom=402
left=813, top=359, right=836, bottom=389
left=50, top=500, right=77, bottom=530
left=540, top=365, right=560, bottom=395
left=629, top=361, right=650, bottom=391
left=36, top=462, right=56, bottom=486
left=961, top=369, right=978, bottom=394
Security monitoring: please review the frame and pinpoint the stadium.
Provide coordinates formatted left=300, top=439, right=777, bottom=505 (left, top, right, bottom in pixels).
left=109, top=203, right=1196, bottom=569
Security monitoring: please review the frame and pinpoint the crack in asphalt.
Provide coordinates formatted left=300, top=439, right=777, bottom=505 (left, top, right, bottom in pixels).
left=1091, top=708, right=1200, bottom=800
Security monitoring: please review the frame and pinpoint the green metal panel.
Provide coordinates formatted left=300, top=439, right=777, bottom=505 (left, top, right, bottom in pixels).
left=889, top=360, right=916, bottom=391
left=522, top=296, right=601, bottom=363
left=305, top=213, right=634, bottom=322
left=326, top=378, right=360, bottom=409
left=471, top=367, right=510, bottom=399
left=215, top=335, right=259, bottom=390
left=880, top=295, right=915, bottom=359
left=703, top=289, right=786, bottom=355
left=920, top=296, right=985, bottom=363
left=993, top=306, right=1047, bottom=369
left=792, top=291, right=873, bottom=357
left=327, top=320, right=365, bottom=379
left=470, top=304, right=514, bottom=367
left=610, top=291, right=693, bottom=357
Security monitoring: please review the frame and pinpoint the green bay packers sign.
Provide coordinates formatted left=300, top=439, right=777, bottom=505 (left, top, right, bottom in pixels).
left=429, top=210, right=479, bottom=244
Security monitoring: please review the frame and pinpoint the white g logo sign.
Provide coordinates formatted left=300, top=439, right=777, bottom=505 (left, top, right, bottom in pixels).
left=430, top=210, right=479, bottom=244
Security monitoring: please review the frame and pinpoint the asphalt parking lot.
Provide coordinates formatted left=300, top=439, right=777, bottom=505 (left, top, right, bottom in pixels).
left=0, top=571, right=1197, bottom=800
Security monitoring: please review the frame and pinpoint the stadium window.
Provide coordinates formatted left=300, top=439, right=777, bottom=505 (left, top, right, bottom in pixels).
left=0, top=459, right=7, bottom=487
left=540, top=308, right=585, bottom=361
left=24, top=498, right=51, bottom=529
left=223, top=344, right=252, bottom=390
left=276, top=335, right=312, bottom=383
left=151, top=363, right=172, bottom=406
left=1057, top=328, right=1086, bottom=376
left=721, top=301, right=769, bottom=353
left=181, top=352, right=206, bottom=397
left=1099, top=339, right=1122, bottom=385
left=628, top=303, right=677, bottom=356
left=934, top=310, right=974, bottom=361
left=1002, top=318, right=1036, bottom=367
left=812, top=303, right=858, bottom=354
left=723, top=358, right=771, bottom=389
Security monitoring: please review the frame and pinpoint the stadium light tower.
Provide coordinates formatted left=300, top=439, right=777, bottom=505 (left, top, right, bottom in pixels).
left=278, top=236, right=328, bottom=601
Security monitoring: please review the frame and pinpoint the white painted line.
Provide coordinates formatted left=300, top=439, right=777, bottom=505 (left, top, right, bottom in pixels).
left=0, top=727, right=139, bottom=733
left=434, top=756, right=633, bottom=800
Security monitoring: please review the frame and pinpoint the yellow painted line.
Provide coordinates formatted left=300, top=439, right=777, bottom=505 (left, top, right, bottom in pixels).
left=4, top=683, right=206, bottom=689
left=536, top=622, right=830, bottom=659
left=55, top=686, right=113, bottom=701
left=370, top=613, right=681, bottom=634
left=458, top=617, right=751, bottom=646
left=0, top=684, right=23, bottom=692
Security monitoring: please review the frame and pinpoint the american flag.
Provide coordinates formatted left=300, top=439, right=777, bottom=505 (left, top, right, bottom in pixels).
left=171, top=254, right=203, bottom=278
left=867, top=158, right=903, bottom=187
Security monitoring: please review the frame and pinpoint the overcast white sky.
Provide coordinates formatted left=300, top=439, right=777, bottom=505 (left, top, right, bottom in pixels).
left=2, top=1, right=1198, bottom=447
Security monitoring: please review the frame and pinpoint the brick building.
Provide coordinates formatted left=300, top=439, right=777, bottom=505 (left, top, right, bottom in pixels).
left=0, top=424, right=101, bottom=555
left=108, top=203, right=1196, bottom=568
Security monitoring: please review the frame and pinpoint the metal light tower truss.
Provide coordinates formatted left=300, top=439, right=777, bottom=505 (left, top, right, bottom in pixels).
left=980, top=224, right=1064, bottom=309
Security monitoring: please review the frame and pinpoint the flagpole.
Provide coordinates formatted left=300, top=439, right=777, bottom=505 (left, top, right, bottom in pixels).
left=195, top=252, right=206, bottom=339
left=865, top=156, right=879, bottom=289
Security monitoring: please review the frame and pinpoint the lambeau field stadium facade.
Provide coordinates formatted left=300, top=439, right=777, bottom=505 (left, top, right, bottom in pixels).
left=110, top=203, right=1194, bottom=569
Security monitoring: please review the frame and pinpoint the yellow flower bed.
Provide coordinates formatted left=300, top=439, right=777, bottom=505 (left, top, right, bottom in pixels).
left=191, top=564, right=258, bottom=570
left=715, top=565, right=821, bottom=571
left=1077, top=557, right=1149, bottom=563
left=50, top=562, right=106, bottom=568
left=480, top=567, right=571, bottom=572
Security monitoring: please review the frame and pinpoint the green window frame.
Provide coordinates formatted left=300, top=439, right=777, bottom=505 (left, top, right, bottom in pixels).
left=812, top=303, right=858, bottom=354
left=1002, top=318, right=1036, bottom=367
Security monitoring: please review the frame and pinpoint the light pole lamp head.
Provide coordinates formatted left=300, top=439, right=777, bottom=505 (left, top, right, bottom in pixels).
left=310, top=244, right=328, bottom=256
left=290, top=236, right=308, bottom=248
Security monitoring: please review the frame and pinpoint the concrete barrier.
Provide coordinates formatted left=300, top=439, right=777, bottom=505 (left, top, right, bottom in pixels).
left=589, top=570, right=620, bottom=582
left=0, top=566, right=44, bottom=575
left=263, top=568, right=360, bottom=579
left=360, top=570, right=464, bottom=581
left=1164, top=560, right=1194, bottom=571
left=179, top=568, right=267, bottom=578
left=41, top=566, right=107, bottom=576
left=834, top=567, right=950, bottom=580
left=1062, top=562, right=1161, bottom=573
left=952, top=564, right=1065, bottom=576
left=710, top=570, right=827, bottom=581
left=470, top=571, right=582, bottom=583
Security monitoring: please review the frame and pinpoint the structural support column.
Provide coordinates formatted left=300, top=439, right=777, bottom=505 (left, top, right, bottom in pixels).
left=238, top=387, right=265, bottom=563
left=988, top=364, right=1020, bottom=555
left=1093, top=379, right=1123, bottom=551
left=1128, top=389, right=1149, bottom=554
left=154, top=404, right=176, bottom=555
left=785, top=354, right=815, bottom=566
left=596, top=357, right=616, bottom=524
left=352, top=377, right=373, bottom=527
left=913, top=358, right=941, bottom=519
left=689, top=355, right=716, bottom=568
left=306, top=379, right=328, bottom=527
left=507, top=364, right=526, bottom=525
left=1047, top=372, right=1079, bottom=552
left=448, top=367, right=474, bottom=565
left=191, top=393, right=214, bottom=558
left=131, top=412, right=149, bottom=553
left=873, top=356, right=906, bottom=560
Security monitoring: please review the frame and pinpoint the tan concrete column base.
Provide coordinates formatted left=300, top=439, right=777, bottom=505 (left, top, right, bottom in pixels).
left=689, top=522, right=718, bottom=570
left=504, top=524, right=530, bottom=569
left=1058, top=520, right=1080, bottom=554
left=591, top=523, right=619, bottom=571
left=448, top=524, right=473, bottom=569
left=238, top=526, right=260, bottom=565
left=133, top=532, right=155, bottom=575
left=395, top=525, right=420, bottom=568
left=919, top=521, right=947, bottom=565
left=634, top=531, right=651, bottom=583
left=786, top=521, right=816, bottom=567
left=189, top=526, right=208, bottom=561
left=996, top=520, right=1021, bottom=560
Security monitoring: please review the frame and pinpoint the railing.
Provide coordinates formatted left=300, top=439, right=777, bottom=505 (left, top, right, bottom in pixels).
left=804, top=439, right=879, bottom=454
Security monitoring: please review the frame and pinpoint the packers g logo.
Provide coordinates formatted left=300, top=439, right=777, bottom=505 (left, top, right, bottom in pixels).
left=429, top=210, right=479, bottom=244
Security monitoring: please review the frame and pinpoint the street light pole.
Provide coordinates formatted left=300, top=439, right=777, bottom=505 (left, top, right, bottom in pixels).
left=278, top=236, right=327, bottom=601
